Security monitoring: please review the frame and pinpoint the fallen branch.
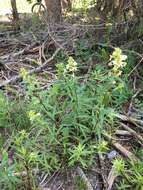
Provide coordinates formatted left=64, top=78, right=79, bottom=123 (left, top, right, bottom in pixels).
left=0, top=48, right=61, bottom=88
left=127, top=89, right=141, bottom=116
left=114, top=113, right=143, bottom=130
left=120, top=123, right=143, bottom=147
left=112, top=142, right=137, bottom=161
left=76, top=167, right=94, bottom=190
left=115, top=130, right=131, bottom=136
left=107, top=166, right=117, bottom=190
left=0, top=43, right=38, bottom=60
left=103, top=133, right=138, bottom=162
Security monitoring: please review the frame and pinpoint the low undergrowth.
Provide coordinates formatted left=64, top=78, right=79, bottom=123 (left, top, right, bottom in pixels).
left=0, top=48, right=143, bottom=189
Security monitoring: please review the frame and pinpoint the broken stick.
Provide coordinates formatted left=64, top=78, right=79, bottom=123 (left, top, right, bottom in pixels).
left=76, top=167, right=94, bottom=190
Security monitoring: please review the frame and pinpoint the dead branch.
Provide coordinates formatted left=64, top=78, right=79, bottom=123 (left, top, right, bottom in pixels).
left=103, top=133, right=138, bottom=162
left=107, top=166, right=117, bottom=190
left=120, top=123, right=143, bottom=147
left=76, top=167, right=94, bottom=190
left=115, top=130, right=131, bottom=136
left=0, top=48, right=61, bottom=88
left=114, top=113, right=143, bottom=130
left=0, top=43, right=38, bottom=61
left=128, top=57, right=143, bottom=76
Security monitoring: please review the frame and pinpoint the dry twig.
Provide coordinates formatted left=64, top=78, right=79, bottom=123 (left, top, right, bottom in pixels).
left=120, top=123, right=143, bottom=147
left=76, top=167, right=94, bottom=190
left=0, top=48, right=61, bottom=88
left=107, top=166, right=117, bottom=190
left=128, top=57, right=143, bottom=76
left=115, top=130, right=131, bottom=136
left=114, top=113, right=143, bottom=130
left=103, top=133, right=138, bottom=162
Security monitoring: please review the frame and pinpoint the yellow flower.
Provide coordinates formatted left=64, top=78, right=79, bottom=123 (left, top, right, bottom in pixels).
left=110, top=48, right=127, bottom=68
left=95, top=17, right=100, bottom=21
left=20, top=68, right=28, bottom=81
left=66, top=56, right=77, bottom=72
left=109, top=48, right=127, bottom=76
left=113, top=69, right=122, bottom=77
left=106, top=22, right=112, bottom=27
left=28, top=110, right=40, bottom=121
left=112, top=80, right=116, bottom=84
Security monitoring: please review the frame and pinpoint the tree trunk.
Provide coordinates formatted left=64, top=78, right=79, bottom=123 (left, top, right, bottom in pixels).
left=10, top=0, right=20, bottom=30
left=62, top=0, right=72, bottom=11
left=44, top=0, right=62, bottom=23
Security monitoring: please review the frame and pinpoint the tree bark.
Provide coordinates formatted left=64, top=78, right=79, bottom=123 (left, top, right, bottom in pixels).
left=44, top=0, right=62, bottom=23
left=10, top=0, right=20, bottom=30
left=62, top=0, right=72, bottom=11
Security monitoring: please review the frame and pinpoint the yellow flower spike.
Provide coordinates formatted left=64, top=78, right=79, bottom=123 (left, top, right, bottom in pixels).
left=114, top=70, right=122, bottom=77
left=106, top=22, right=112, bottom=27
left=112, top=80, right=116, bottom=84
left=66, top=56, right=77, bottom=73
left=109, top=48, right=127, bottom=77
left=95, top=17, right=100, bottom=21
left=20, top=68, right=28, bottom=81
left=28, top=110, right=40, bottom=122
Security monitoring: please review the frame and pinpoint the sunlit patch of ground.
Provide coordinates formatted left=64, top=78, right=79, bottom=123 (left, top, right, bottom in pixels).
left=0, top=0, right=37, bottom=22
left=0, top=0, right=37, bottom=15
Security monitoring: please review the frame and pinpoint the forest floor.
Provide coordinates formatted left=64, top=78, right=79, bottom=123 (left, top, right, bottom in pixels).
left=0, top=11, right=143, bottom=190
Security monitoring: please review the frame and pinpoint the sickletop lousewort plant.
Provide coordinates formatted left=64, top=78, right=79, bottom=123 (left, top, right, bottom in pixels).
left=66, top=56, right=77, bottom=73
left=56, top=56, right=77, bottom=78
left=109, top=47, right=127, bottom=76
left=16, top=50, right=128, bottom=172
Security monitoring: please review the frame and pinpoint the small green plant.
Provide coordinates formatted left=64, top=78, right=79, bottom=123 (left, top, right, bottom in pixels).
left=113, top=158, right=125, bottom=175
left=117, top=179, right=130, bottom=190
left=129, top=162, right=143, bottom=190
left=69, top=143, right=94, bottom=167
left=96, top=140, right=109, bottom=154
left=114, top=160, right=143, bottom=189
left=0, top=150, right=19, bottom=189
left=13, top=130, right=39, bottom=189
